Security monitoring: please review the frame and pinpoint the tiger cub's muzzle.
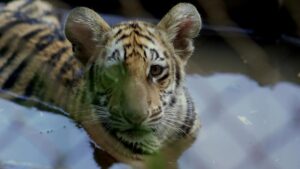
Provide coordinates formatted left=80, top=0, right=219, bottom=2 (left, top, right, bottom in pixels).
left=108, top=76, right=162, bottom=132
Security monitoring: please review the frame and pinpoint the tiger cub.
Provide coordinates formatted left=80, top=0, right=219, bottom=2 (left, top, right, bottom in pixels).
left=0, top=0, right=201, bottom=168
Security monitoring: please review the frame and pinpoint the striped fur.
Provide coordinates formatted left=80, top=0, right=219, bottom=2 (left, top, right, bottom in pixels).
left=0, top=0, right=82, bottom=101
left=0, top=0, right=201, bottom=167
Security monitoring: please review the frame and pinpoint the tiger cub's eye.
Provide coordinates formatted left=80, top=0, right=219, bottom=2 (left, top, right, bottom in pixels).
left=150, top=65, right=164, bottom=77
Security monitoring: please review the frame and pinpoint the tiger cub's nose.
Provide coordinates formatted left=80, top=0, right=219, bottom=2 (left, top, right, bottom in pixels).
left=123, top=109, right=148, bottom=125
left=122, top=78, right=149, bottom=125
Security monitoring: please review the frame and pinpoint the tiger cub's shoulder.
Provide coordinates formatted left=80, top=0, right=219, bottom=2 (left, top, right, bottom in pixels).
left=2, top=0, right=61, bottom=27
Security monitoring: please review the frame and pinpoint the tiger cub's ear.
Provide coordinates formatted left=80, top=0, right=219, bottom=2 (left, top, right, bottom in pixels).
left=157, top=3, right=202, bottom=64
left=65, top=7, right=110, bottom=65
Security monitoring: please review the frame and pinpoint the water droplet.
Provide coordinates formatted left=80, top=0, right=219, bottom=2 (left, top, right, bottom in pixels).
left=237, top=115, right=253, bottom=125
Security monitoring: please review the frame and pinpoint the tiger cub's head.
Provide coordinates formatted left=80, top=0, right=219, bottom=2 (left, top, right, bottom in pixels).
left=65, top=3, right=201, bottom=157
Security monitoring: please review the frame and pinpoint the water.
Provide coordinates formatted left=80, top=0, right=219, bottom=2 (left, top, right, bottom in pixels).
left=0, top=97, right=99, bottom=169
left=1, top=73, right=299, bottom=169
left=183, top=74, right=300, bottom=169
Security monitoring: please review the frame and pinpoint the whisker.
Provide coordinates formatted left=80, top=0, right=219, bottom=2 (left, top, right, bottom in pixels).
left=159, top=121, right=184, bottom=136
left=163, top=117, right=192, bottom=128
left=161, top=119, right=188, bottom=135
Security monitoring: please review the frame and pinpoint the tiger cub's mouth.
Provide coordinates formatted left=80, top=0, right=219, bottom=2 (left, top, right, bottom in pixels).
left=116, top=126, right=157, bottom=141
left=103, top=123, right=160, bottom=155
left=117, top=127, right=152, bottom=139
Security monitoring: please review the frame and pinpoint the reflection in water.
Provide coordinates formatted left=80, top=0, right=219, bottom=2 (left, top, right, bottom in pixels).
left=1, top=73, right=300, bottom=169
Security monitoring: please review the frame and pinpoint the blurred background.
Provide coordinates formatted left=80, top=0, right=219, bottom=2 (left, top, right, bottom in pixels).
left=0, top=0, right=300, bottom=169
left=1, top=0, right=300, bottom=84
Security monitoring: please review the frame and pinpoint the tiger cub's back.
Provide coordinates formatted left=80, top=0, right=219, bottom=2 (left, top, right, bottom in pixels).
left=0, top=0, right=82, bottom=100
